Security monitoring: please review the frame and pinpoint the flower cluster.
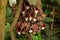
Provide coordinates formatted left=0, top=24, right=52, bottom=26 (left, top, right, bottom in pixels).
left=16, top=1, right=46, bottom=35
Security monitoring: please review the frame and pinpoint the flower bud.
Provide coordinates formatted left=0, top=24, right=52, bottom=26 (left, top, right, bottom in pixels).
left=9, top=0, right=17, bottom=7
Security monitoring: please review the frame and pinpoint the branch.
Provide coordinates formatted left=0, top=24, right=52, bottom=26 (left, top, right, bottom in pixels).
left=9, top=0, right=23, bottom=40
left=51, top=7, right=55, bottom=35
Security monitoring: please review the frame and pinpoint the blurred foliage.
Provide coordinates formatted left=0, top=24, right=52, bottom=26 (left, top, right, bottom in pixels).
left=44, top=17, right=53, bottom=22
left=6, top=6, right=13, bottom=24
left=4, top=22, right=11, bottom=40
left=5, top=0, right=60, bottom=40
left=5, top=6, right=13, bottom=40
left=30, top=32, right=41, bottom=40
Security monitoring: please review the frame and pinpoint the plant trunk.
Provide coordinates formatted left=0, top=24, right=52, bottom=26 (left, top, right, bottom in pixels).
left=0, top=0, right=8, bottom=40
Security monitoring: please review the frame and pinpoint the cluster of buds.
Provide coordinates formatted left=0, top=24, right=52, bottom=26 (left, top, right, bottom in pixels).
left=16, top=0, right=46, bottom=35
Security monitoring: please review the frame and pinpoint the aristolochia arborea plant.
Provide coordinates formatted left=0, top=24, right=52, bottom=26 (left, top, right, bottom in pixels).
left=6, top=0, right=47, bottom=40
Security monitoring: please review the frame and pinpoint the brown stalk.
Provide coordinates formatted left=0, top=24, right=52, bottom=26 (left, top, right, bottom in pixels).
left=9, top=0, right=23, bottom=40
left=51, top=7, right=55, bottom=37
left=0, top=0, right=8, bottom=40
left=46, top=7, right=55, bottom=40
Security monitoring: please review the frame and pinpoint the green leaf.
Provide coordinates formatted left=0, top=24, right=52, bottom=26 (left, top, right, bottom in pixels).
left=30, top=32, right=41, bottom=40
left=51, top=0, right=55, bottom=3
left=6, top=6, right=12, bottom=18
left=4, top=32, right=10, bottom=40
left=28, top=0, right=37, bottom=5
left=6, top=6, right=13, bottom=24
left=31, top=34, right=38, bottom=40
left=44, top=17, right=53, bottom=22
left=37, top=32, right=41, bottom=40
left=5, top=22, right=10, bottom=32
left=56, top=0, right=60, bottom=5
left=44, top=10, right=51, bottom=16
left=42, top=3, right=46, bottom=8
left=8, top=17, right=13, bottom=24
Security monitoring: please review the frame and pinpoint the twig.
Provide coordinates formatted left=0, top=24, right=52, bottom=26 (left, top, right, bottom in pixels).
left=51, top=7, right=55, bottom=32
left=51, top=7, right=55, bottom=37
left=9, top=0, right=23, bottom=40
left=46, top=7, right=55, bottom=40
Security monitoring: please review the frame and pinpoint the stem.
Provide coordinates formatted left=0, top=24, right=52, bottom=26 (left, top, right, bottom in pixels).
left=9, top=0, right=23, bottom=40
left=50, top=7, right=55, bottom=39
left=0, top=0, right=8, bottom=40
left=46, top=7, right=55, bottom=40
left=51, top=7, right=55, bottom=32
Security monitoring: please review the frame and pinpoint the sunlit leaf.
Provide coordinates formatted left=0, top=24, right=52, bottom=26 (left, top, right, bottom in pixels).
left=31, top=34, right=38, bottom=40
left=28, top=0, right=37, bottom=5
left=37, top=32, right=41, bottom=40
left=56, top=0, right=60, bottom=5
